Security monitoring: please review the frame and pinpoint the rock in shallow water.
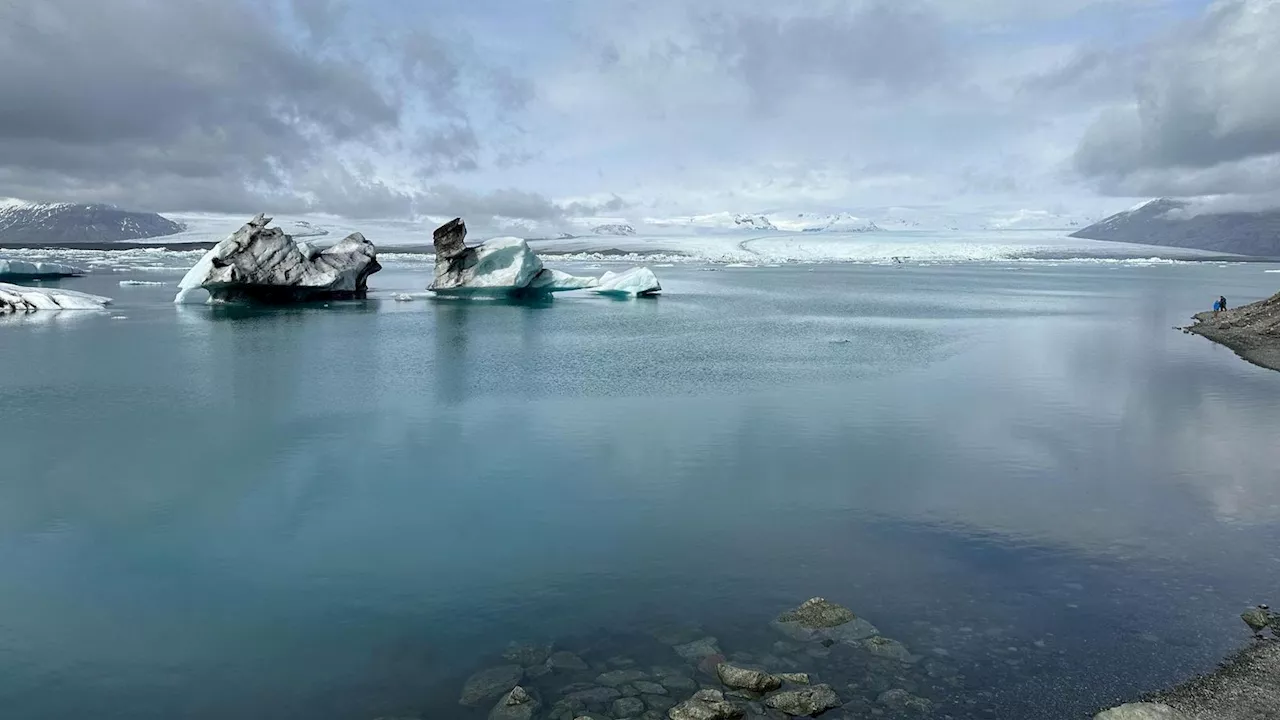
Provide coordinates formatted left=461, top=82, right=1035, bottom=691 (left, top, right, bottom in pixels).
left=1093, top=703, right=1188, bottom=720
left=717, top=663, right=782, bottom=693
left=675, top=637, right=723, bottom=661
left=503, top=642, right=552, bottom=667
left=488, top=686, right=540, bottom=720
left=459, top=665, right=524, bottom=706
left=612, top=696, right=646, bottom=718
left=175, top=214, right=380, bottom=304
left=764, top=684, right=841, bottom=717
left=597, top=669, right=649, bottom=687
left=547, top=650, right=590, bottom=671
left=877, top=689, right=933, bottom=714
left=772, top=598, right=879, bottom=645
left=668, top=689, right=745, bottom=720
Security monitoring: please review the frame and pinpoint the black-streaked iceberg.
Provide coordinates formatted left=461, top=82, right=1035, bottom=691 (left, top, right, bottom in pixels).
left=428, top=218, right=659, bottom=297
left=174, top=214, right=381, bottom=304
left=0, top=282, right=111, bottom=313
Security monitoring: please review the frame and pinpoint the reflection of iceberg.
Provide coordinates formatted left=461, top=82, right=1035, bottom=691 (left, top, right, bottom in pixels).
left=428, top=219, right=657, bottom=297
left=593, top=268, right=661, bottom=297
left=0, top=259, right=86, bottom=280
left=174, top=214, right=381, bottom=304
left=1, top=281, right=111, bottom=312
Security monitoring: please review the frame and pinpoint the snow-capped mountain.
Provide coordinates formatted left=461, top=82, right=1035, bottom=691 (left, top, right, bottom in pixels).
left=1071, top=198, right=1280, bottom=257
left=591, top=223, right=637, bottom=236
left=769, top=212, right=880, bottom=233
left=0, top=199, right=184, bottom=244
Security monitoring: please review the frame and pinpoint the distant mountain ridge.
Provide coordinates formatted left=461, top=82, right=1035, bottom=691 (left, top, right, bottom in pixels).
left=0, top=200, right=184, bottom=244
left=1071, top=199, right=1280, bottom=257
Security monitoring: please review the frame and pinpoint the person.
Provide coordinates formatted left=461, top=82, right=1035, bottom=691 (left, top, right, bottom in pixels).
left=1220, top=295, right=1228, bottom=312
left=1213, top=299, right=1222, bottom=316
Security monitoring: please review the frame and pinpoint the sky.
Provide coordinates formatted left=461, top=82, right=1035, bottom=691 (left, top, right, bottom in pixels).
left=0, top=0, right=1277, bottom=230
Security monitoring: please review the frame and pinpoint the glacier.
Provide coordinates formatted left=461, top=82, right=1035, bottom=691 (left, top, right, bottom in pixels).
left=0, top=259, right=86, bottom=280
left=175, top=214, right=381, bottom=304
left=0, top=282, right=111, bottom=313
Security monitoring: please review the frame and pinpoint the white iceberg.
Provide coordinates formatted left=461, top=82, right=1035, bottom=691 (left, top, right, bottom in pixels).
left=175, top=214, right=381, bottom=304
left=429, top=219, right=622, bottom=296
left=593, top=267, right=662, bottom=297
left=0, top=281, right=111, bottom=313
left=0, top=259, right=86, bottom=280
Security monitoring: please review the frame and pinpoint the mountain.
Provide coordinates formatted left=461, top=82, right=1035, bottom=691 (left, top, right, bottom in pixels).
left=591, top=223, right=637, bottom=236
left=0, top=200, right=184, bottom=244
left=1071, top=199, right=1280, bottom=257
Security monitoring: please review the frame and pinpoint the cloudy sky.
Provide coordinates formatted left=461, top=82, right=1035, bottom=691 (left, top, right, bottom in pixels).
left=0, top=0, right=1276, bottom=227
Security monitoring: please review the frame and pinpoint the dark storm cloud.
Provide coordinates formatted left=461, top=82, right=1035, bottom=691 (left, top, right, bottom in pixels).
left=1073, top=0, right=1280, bottom=196
left=0, top=0, right=521, bottom=217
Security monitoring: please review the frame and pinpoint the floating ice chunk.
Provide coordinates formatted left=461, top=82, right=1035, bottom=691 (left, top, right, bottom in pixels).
left=174, top=214, right=380, bottom=304
left=527, top=268, right=600, bottom=291
left=0, top=259, right=86, bottom=280
left=593, top=267, right=661, bottom=296
left=119, top=280, right=166, bottom=287
left=0, top=282, right=112, bottom=313
left=430, top=235, right=544, bottom=294
left=392, top=293, right=416, bottom=302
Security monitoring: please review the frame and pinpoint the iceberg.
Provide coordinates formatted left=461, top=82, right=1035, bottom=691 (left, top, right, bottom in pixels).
left=174, top=214, right=381, bottom=304
left=429, top=218, right=607, bottom=296
left=0, top=281, right=111, bottom=313
left=593, top=267, right=661, bottom=297
left=0, top=259, right=86, bottom=280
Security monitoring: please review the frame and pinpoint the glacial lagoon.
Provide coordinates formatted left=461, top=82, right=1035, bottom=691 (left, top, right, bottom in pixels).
left=2, top=254, right=1280, bottom=719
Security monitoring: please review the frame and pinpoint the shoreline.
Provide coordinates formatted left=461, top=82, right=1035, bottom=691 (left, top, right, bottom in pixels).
left=1097, top=639, right=1280, bottom=719
left=1184, top=292, right=1280, bottom=372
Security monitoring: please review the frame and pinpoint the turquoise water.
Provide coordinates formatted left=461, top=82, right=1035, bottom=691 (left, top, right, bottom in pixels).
left=2, top=260, right=1280, bottom=719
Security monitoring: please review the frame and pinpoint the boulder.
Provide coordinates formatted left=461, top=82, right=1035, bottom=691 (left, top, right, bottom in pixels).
left=0, top=282, right=111, bottom=313
left=716, top=663, right=782, bottom=693
left=773, top=598, right=879, bottom=645
left=634, top=681, right=668, bottom=695
left=503, top=643, right=553, bottom=667
left=489, top=686, right=540, bottom=720
left=877, top=689, right=933, bottom=714
left=1094, top=703, right=1188, bottom=720
left=547, top=651, right=590, bottom=671
left=668, top=689, right=745, bottom=720
left=674, top=637, right=723, bottom=661
left=613, top=696, right=647, bottom=718
left=763, top=685, right=841, bottom=717
left=174, top=214, right=380, bottom=304
left=598, top=669, right=649, bottom=687
left=459, top=665, right=524, bottom=706
left=564, top=686, right=623, bottom=706
left=776, top=673, right=810, bottom=685
left=861, top=636, right=915, bottom=663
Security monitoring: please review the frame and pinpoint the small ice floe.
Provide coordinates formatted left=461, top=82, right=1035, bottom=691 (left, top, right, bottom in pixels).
left=119, top=280, right=166, bottom=287
left=393, top=293, right=416, bottom=302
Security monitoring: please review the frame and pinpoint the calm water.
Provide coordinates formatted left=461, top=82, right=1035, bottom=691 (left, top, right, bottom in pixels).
left=2, top=260, right=1280, bottom=719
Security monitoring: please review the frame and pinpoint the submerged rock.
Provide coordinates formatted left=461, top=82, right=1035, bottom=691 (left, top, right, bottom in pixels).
left=764, top=684, right=841, bottom=717
left=460, top=665, right=524, bottom=706
left=598, top=669, right=649, bottom=687
left=175, top=214, right=380, bottom=304
left=772, top=598, right=879, bottom=645
left=668, top=688, right=745, bottom=720
left=1094, top=703, right=1187, bottom=720
left=488, top=686, right=540, bottom=720
left=563, top=686, right=622, bottom=706
left=716, top=663, right=782, bottom=693
left=547, top=651, right=590, bottom=671
left=861, top=636, right=916, bottom=663
left=877, top=689, right=933, bottom=714
left=503, top=642, right=553, bottom=667
left=612, top=696, right=646, bottom=718
left=674, top=637, right=723, bottom=661
left=776, top=673, right=810, bottom=685
left=633, top=680, right=668, bottom=695
left=0, top=282, right=111, bottom=313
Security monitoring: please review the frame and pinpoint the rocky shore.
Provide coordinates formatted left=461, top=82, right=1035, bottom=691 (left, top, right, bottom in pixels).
left=1094, top=641, right=1280, bottom=720
left=437, top=598, right=957, bottom=720
left=1184, top=291, right=1280, bottom=371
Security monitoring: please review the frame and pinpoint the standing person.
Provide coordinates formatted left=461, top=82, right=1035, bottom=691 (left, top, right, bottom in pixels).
left=1220, top=295, right=1228, bottom=312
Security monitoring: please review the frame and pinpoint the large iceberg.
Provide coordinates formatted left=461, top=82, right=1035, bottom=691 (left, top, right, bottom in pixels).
left=174, top=214, right=381, bottom=304
left=0, top=282, right=111, bottom=313
left=0, top=259, right=86, bottom=280
left=430, top=218, right=638, bottom=296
